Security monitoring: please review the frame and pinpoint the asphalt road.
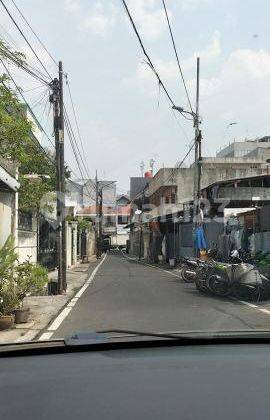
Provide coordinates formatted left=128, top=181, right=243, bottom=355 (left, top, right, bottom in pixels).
left=53, top=251, right=270, bottom=338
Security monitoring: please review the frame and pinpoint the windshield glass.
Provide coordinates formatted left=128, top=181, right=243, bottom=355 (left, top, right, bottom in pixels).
left=0, top=0, right=270, bottom=345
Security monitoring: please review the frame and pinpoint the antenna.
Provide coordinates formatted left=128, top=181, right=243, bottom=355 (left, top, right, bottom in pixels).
left=149, top=158, right=155, bottom=174
left=140, top=161, right=145, bottom=177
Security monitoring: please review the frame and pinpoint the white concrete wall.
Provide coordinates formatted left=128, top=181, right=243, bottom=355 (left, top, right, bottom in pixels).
left=87, top=229, right=95, bottom=257
left=17, top=216, right=38, bottom=263
left=0, top=192, right=13, bottom=248
left=66, top=222, right=78, bottom=268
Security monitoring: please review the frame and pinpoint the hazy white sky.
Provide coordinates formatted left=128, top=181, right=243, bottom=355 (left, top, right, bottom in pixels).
left=0, top=0, right=269, bottom=191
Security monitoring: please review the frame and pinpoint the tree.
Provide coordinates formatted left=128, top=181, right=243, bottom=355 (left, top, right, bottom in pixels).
left=0, top=40, right=58, bottom=212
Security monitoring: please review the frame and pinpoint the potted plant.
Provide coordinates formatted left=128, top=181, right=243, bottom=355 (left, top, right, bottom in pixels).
left=0, top=285, right=18, bottom=330
left=14, top=260, right=49, bottom=324
left=0, top=236, right=18, bottom=330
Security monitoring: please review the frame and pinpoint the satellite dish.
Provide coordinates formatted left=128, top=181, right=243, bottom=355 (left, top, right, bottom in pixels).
left=135, top=209, right=142, bottom=215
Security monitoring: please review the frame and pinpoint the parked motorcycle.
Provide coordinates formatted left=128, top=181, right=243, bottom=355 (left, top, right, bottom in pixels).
left=195, top=260, right=217, bottom=293
left=179, top=250, right=217, bottom=284
left=206, top=252, right=263, bottom=301
left=179, top=257, right=200, bottom=283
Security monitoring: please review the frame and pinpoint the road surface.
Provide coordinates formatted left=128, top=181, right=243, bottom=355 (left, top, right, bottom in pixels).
left=53, top=251, right=270, bottom=338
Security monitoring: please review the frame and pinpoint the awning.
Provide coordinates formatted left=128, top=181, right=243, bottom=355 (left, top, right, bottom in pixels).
left=0, top=165, right=20, bottom=191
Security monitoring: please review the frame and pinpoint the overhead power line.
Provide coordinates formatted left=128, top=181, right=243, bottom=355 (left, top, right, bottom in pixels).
left=0, top=58, right=56, bottom=162
left=121, top=0, right=175, bottom=106
left=10, top=0, right=58, bottom=67
left=175, top=140, right=195, bottom=168
left=65, top=77, right=92, bottom=180
left=0, top=0, right=52, bottom=80
left=63, top=105, right=92, bottom=182
left=161, top=0, right=193, bottom=113
left=64, top=111, right=96, bottom=201
left=0, top=42, right=50, bottom=86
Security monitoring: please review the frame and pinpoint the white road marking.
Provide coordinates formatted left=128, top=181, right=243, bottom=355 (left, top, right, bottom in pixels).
left=238, top=301, right=258, bottom=309
left=123, top=253, right=182, bottom=279
left=39, top=253, right=107, bottom=340
left=238, top=299, right=270, bottom=316
left=47, top=307, right=73, bottom=331
left=38, top=332, right=54, bottom=341
left=124, top=252, right=270, bottom=318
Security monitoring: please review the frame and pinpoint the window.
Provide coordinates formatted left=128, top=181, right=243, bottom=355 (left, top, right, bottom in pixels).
left=118, top=215, right=128, bottom=225
left=18, top=211, right=33, bottom=231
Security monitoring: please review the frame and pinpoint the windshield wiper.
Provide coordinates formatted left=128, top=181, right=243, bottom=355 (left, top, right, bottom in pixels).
left=64, top=330, right=186, bottom=346
left=96, top=329, right=190, bottom=339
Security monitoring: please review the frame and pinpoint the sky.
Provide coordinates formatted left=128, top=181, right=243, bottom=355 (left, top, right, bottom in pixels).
left=0, top=0, right=269, bottom=192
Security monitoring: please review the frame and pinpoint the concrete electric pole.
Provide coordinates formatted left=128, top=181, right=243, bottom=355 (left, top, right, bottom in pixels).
left=50, top=61, right=66, bottom=293
left=192, top=57, right=202, bottom=254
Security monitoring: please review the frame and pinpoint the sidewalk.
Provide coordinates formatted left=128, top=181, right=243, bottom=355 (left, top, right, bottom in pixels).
left=0, top=256, right=99, bottom=344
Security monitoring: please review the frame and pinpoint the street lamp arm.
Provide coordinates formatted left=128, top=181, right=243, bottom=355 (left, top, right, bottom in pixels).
left=172, top=105, right=197, bottom=119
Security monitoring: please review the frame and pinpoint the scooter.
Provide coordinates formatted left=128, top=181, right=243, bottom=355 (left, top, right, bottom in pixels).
left=179, top=257, right=200, bottom=283
left=206, top=251, right=263, bottom=301
left=179, top=250, right=217, bottom=284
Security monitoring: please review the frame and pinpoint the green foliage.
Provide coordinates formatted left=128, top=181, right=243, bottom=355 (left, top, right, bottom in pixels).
left=77, top=218, right=92, bottom=232
left=0, top=76, right=33, bottom=164
left=15, top=260, right=49, bottom=303
left=0, top=236, right=17, bottom=284
left=0, top=236, right=49, bottom=314
left=0, top=40, right=57, bottom=211
left=0, top=286, right=19, bottom=316
left=0, top=39, right=26, bottom=67
left=0, top=236, right=18, bottom=315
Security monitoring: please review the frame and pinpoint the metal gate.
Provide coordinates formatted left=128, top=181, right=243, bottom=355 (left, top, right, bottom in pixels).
left=38, top=217, right=57, bottom=270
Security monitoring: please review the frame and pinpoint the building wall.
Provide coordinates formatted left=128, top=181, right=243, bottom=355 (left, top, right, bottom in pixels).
left=217, top=139, right=270, bottom=158
left=148, top=162, right=268, bottom=218
left=87, top=228, right=96, bottom=257
left=66, top=222, right=78, bottom=268
left=0, top=191, right=13, bottom=248
left=17, top=215, right=38, bottom=263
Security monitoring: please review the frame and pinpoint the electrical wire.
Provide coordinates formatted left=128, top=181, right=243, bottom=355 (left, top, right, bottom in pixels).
left=0, top=20, right=48, bottom=83
left=121, top=0, right=175, bottom=107
left=121, top=0, right=196, bottom=173
left=63, top=105, right=92, bottom=182
left=0, top=43, right=50, bottom=86
left=64, top=112, right=96, bottom=201
left=63, top=108, right=96, bottom=195
left=31, top=87, right=49, bottom=109
left=0, top=0, right=52, bottom=80
left=0, top=21, right=18, bottom=49
left=63, top=93, right=97, bottom=194
left=0, top=58, right=55, bottom=156
left=175, top=140, right=195, bottom=168
left=161, top=0, right=193, bottom=113
left=9, top=0, right=58, bottom=67
left=1, top=60, right=82, bottom=184
left=65, top=76, right=92, bottom=182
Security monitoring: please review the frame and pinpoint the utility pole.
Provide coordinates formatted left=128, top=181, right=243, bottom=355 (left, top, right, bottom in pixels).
left=50, top=61, right=66, bottom=293
left=95, top=170, right=100, bottom=258
left=98, top=187, right=103, bottom=257
left=193, top=57, right=201, bottom=256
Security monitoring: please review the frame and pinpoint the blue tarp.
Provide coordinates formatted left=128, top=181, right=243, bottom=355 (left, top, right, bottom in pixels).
left=195, top=227, right=207, bottom=250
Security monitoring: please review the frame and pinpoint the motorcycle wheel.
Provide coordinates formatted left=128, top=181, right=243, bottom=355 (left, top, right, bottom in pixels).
left=207, top=275, right=230, bottom=297
left=181, top=266, right=196, bottom=283
left=232, top=284, right=261, bottom=302
left=195, top=277, right=208, bottom=293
